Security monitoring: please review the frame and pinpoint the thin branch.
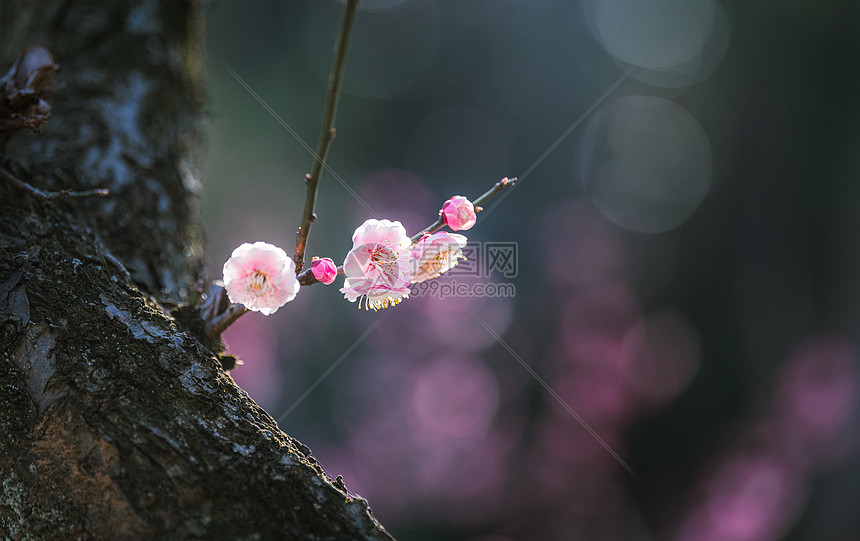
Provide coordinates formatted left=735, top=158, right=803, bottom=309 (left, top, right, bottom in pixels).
left=473, top=176, right=518, bottom=209
left=206, top=303, right=249, bottom=339
left=294, top=0, right=360, bottom=273
left=297, top=177, right=519, bottom=287
left=1, top=165, right=109, bottom=201
left=202, top=1, right=359, bottom=338
left=410, top=176, right=518, bottom=243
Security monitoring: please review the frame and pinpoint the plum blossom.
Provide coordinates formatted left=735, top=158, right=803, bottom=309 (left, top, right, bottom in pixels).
left=341, top=219, right=413, bottom=310
left=222, top=242, right=299, bottom=315
left=310, top=257, right=338, bottom=285
left=441, top=195, right=477, bottom=231
left=410, top=231, right=467, bottom=283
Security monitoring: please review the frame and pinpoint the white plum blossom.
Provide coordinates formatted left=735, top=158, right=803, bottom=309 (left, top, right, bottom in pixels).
left=340, top=219, right=412, bottom=310
left=222, top=242, right=299, bottom=315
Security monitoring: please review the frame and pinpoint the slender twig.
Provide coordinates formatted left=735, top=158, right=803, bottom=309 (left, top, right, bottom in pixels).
left=1, top=165, right=109, bottom=201
left=473, top=176, right=518, bottom=209
left=206, top=304, right=249, bottom=338
left=297, top=177, right=519, bottom=287
left=411, top=218, right=445, bottom=243
left=204, top=1, right=359, bottom=337
left=293, top=0, right=360, bottom=273
left=410, top=176, right=517, bottom=243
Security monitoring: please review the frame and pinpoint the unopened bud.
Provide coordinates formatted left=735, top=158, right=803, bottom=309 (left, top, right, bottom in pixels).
left=440, top=195, right=477, bottom=231
left=310, top=257, right=338, bottom=285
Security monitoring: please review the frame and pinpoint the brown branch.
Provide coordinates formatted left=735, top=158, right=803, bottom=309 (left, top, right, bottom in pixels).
left=410, top=176, right=518, bottom=242
left=199, top=282, right=248, bottom=340
left=204, top=0, right=360, bottom=336
left=0, top=164, right=110, bottom=201
left=206, top=302, right=248, bottom=338
left=293, top=0, right=360, bottom=273
left=296, top=177, right=520, bottom=287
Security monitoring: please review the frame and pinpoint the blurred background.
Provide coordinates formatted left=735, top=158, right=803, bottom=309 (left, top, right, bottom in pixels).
left=202, top=1, right=860, bottom=540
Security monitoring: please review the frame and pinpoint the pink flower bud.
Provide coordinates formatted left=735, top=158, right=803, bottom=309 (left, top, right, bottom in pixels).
left=441, top=195, right=477, bottom=231
left=310, top=257, right=338, bottom=285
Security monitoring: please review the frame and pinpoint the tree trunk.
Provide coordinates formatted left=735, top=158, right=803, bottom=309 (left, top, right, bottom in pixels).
left=0, top=1, right=393, bottom=539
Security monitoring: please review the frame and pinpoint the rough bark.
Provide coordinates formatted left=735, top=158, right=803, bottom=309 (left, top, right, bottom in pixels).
left=0, top=1, right=393, bottom=539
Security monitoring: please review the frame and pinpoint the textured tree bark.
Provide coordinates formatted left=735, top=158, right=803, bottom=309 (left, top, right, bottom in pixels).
left=0, top=1, right=393, bottom=539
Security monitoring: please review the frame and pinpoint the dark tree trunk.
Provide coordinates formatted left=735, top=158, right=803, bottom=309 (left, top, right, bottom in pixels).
left=0, top=1, right=393, bottom=539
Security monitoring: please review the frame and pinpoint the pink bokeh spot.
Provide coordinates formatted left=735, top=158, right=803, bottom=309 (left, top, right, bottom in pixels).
left=409, top=355, right=500, bottom=442
left=441, top=195, right=477, bottom=231
left=562, top=282, right=643, bottom=375
left=627, top=311, right=700, bottom=406
left=310, top=257, right=338, bottom=285
left=222, top=241, right=300, bottom=315
left=671, top=335, right=858, bottom=541
left=354, top=169, right=435, bottom=235
left=775, top=334, right=858, bottom=456
left=222, top=313, right=279, bottom=408
left=414, top=293, right=514, bottom=352
left=676, top=456, right=803, bottom=541
left=539, top=200, right=627, bottom=285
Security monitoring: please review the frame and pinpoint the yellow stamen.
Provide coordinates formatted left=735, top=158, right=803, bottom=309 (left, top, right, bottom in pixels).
left=248, top=270, right=269, bottom=296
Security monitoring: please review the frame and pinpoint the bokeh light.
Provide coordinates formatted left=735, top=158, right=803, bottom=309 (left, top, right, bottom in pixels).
left=579, top=96, right=712, bottom=233
left=202, top=1, right=860, bottom=539
left=588, top=0, right=717, bottom=68
left=583, top=0, right=731, bottom=87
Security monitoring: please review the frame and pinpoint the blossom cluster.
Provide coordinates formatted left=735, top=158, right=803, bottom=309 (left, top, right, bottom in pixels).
left=222, top=195, right=477, bottom=314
